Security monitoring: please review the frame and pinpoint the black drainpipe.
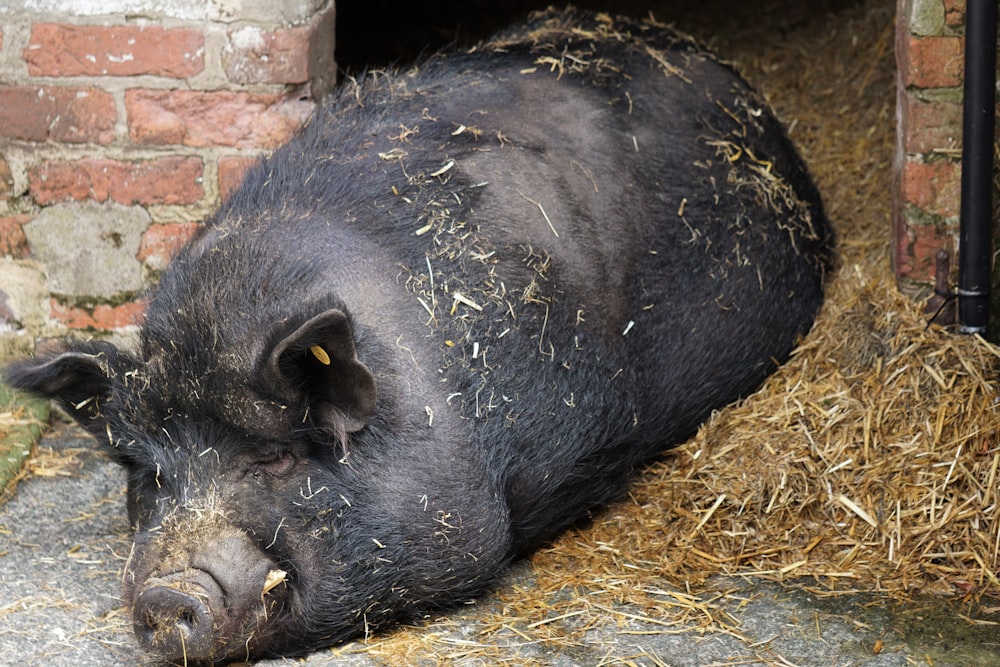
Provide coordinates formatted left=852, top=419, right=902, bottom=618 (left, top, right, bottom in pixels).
left=957, top=0, right=998, bottom=335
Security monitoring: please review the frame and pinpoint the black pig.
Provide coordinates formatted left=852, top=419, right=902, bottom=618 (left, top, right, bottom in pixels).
left=4, top=9, right=832, bottom=664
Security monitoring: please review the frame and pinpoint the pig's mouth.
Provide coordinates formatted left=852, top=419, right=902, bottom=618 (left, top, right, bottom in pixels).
left=127, top=533, right=290, bottom=664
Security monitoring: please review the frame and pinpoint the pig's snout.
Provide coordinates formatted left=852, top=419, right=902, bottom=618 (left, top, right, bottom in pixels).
left=133, top=572, right=219, bottom=660
left=127, top=529, right=285, bottom=663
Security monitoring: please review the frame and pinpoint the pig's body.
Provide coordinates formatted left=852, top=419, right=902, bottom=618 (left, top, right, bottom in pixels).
left=4, top=10, right=831, bottom=663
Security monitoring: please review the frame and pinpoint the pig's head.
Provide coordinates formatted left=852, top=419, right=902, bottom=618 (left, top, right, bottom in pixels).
left=4, top=308, right=509, bottom=663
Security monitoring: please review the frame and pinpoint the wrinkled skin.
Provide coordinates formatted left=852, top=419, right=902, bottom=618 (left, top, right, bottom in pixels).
left=4, top=9, right=832, bottom=664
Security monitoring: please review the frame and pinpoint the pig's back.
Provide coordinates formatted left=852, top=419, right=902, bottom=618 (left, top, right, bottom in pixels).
left=150, top=10, right=830, bottom=551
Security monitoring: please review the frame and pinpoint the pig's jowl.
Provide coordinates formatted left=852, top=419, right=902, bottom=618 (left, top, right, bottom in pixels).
left=4, top=9, right=833, bottom=664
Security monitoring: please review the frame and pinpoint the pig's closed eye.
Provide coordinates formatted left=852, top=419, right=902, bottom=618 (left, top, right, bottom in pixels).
left=254, top=450, right=296, bottom=478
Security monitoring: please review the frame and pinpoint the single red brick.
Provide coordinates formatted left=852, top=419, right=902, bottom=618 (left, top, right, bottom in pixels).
left=898, top=91, right=962, bottom=154
left=0, top=214, right=31, bottom=258
left=218, top=156, right=260, bottom=199
left=24, top=24, right=204, bottom=78
left=0, top=86, right=115, bottom=143
left=126, top=89, right=312, bottom=148
left=29, top=157, right=203, bottom=206
left=138, top=222, right=199, bottom=269
left=224, top=25, right=311, bottom=84
left=900, top=159, right=961, bottom=218
left=902, top=36, right=964, bottom=89
left=49, top=300, right=85, bottom=328
left=98, top=301, right=147, bottom=329
left=50, top=298, right=146, bottom=330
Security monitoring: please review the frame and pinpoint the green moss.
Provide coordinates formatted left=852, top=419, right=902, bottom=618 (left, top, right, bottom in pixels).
left=51, top=290, right=143, bottom=310
left=0, top=381, right=49, bottom=502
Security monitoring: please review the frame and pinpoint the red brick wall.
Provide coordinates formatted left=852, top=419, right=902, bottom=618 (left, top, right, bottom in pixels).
left=0, top=3, right=334, bottom=334
left=893, top=0, right=994, bottom=292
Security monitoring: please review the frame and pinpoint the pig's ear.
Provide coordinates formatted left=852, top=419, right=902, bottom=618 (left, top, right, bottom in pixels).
left=265, top=309, right=376, bottom=434
left=2, top=343, right=122, bottom=440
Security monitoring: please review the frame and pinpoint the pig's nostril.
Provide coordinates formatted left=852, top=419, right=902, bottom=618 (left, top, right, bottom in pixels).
left=133, top=585, right=215, bottom=660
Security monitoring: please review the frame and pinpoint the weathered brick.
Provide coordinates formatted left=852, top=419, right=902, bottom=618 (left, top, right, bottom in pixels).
left=50, top=299, right=146, bottom=330
left=221, top=2, right=335, bottom=91
left=901, top=36, right=964, bottom=89
left=943, top=0, right=966, bottom=26
left=218, top=156, right=259, bottom=199
left=138, top=222, right=199, bottom=270
left=900, top=159, right=961, bottom=218
left=894, top=220, right=954, bottom=282
left=0, top=86, right=115, bottom=143
left=26, top=202, right=146, bottom=298
left=0, top=214, right=31, bottom=258
left=30, top=157, right=203, bottom=206
left=224, top=25, right=311, bottom=84
left=24, top=24, right=205, bottom=78
left=126, top=89, right=312, bottom=148
left=898, top=90, right=962, bottom=154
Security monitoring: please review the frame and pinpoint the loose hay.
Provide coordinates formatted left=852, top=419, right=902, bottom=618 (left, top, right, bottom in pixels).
left=569, top=267, right=1000, bottom=598
left=332, top=0, right=1000, bottom=662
